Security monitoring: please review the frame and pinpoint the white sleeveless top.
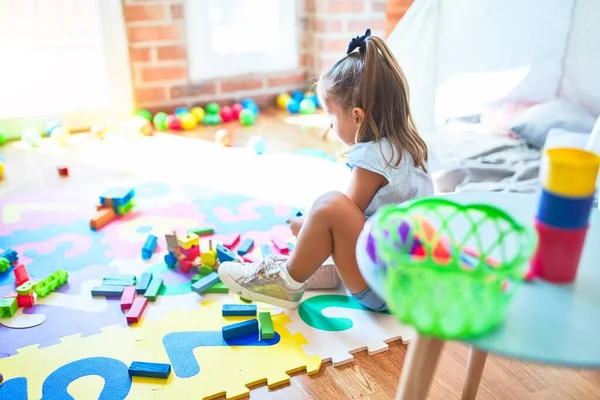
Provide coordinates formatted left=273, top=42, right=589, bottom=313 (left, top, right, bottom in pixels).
left=346, top=138, right=434, bottom=217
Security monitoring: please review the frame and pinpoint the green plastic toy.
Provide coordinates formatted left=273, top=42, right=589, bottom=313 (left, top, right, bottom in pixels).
left=34, top=270, right=69, bottom=298
left=136, top=109, right=152, bottom=121
left=367, top=197, right=536, bottom=340
left=0, top=257, right=10, bottom=273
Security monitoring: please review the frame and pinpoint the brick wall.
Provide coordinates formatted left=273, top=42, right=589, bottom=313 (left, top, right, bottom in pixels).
left=123, top=0, right=391, bottom=112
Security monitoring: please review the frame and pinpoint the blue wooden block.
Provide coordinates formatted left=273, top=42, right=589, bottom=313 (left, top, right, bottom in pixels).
left=100, top=188, right=134, bottom=206
left=260, top=244, right=273, bottom=257
left=141, top=235, right=158, bottom=259
left=216, top=244, right=237, bottom=262
left=164, top=252, right=178, bottom=268
left=236, top=238, right=254, bottom=256
left=222, top=304, right=257, bottom=317
left=191, top=272, right=220, bottom=295
left=136, top=272, right=153, bottom=294
left=128, top=361, right=171, bottom=379
left=222, top=319, right=259, bottom=340
left=91, top=285, right=124, bottom=297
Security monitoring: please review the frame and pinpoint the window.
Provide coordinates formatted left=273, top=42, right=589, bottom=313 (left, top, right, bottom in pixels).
left=185, top=0, right=299, bottom=81
left=0, top=0, right=133, bottom=133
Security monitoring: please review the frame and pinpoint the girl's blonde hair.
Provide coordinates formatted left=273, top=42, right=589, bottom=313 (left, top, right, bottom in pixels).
left=317, top=33, right=428, bottom=171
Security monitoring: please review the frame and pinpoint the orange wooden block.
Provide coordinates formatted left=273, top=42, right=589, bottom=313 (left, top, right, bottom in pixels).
left=90, top=208, right=116, bottom=231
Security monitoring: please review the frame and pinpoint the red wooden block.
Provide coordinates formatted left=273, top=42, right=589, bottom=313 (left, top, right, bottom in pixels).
left=120, top=286, right=136, bottom=311
left=126, top=297, right=148, bottom=324
left=223, top=234, right=241, bottom=250
left=13, top=265, right=30, bottom=287
left=17, top=293, right=34, bottom=308
left=242, top=253, right=260, bottom=263
left=58, top=166, right=69, bottom=177
left=271, top=237, right=289, bottom=254
left=180, top=245, right=200, bottom=261
left=179, top=259, right=192, bottom=273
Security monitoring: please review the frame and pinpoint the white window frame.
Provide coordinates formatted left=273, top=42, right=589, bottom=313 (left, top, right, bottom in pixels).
left=185, top=0, right=299, bottom=81
left=0, top=0, right=133, bottom=136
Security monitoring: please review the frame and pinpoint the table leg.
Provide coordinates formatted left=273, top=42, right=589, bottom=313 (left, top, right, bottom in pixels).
left=461, top=346, right=488, bottom=400
left=396, top=334, right=446, bottom=400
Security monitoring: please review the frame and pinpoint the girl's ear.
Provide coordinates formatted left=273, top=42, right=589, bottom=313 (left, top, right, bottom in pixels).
left=352, top=107, right=365, bottom=127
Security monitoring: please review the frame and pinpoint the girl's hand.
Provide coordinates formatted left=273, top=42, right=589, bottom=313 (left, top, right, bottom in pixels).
left=286, top=215, right=305, bottom=237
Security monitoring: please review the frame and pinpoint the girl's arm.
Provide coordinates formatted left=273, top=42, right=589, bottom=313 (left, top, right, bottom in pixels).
left=346, top=167, right=388, bottom=213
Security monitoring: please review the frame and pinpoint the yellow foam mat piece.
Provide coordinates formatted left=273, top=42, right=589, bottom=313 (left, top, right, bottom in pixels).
left=0, top=298, right=321, bottom=400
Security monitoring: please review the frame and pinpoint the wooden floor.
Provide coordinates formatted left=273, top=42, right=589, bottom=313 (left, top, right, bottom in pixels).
left=2, top=110, right=600, bottom=399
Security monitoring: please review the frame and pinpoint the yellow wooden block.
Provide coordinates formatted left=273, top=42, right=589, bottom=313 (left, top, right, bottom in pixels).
left=177, top=232, right=199, bottom=250
left=201, top=249, right=217, bottom=267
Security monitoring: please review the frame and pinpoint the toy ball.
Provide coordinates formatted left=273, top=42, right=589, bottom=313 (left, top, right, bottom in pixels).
left=239, top=109, right=257, bottom=126
left=299, top=98, right=317, bottom=115
left=231, top=103, right=244, bottom=120
left=166, top=114, right=181, bottom=131
left=286, top=99, right=300, bottom=114
left=0, top=156, right=4, bottom=179
left=153, top=112, right=168, bottom=131
left=206, top=102, right=220, bottom=115
left=0, top=129, right=6, bottom=146
left=135, top=109, right=152, bottom=121
left=240, top=98, right=256, bottom=109
left=179, top=113, right=197, bottom=130
left=244, top=101, right=260, bottom=116
left=277, top=93, right=291, bottom=110
left=174, top=107, right=189, bottom=117
left=291, top=90, right=304, bottom=103
left=45, top=120, right=62, bottom=135
left=21, top=129, right=41, bottom=146
left=220, top=105, right=234, bottom=123
left=130, top=116, right=153, bottom=135
left=247, top=136, right=266, bottom=155
left=215, top=128, right=232, bottom=146
left=190, top=106, right=205, bottom=124
left=203, top=113, right=222, bottom=125
left=50, top=126, right=70, bottom=145
left=307, top=94, right=319, bottom=108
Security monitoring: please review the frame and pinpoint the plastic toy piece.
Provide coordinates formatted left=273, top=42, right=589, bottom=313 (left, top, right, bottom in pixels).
left=13, top=265, right=29, bottom=287
left=0, top=249, right=18, bottom=265
left=100, top=188, right=134, bottom=207
left=216, top=244, right=237, bottom=263
left=204, top=282, right=229, bottom=293
left=189, top=226, right=214, bottom=236
left=136, top=272, right=153, bottom=294
left=120, top=286, right=136, bottom=310
left=58, top=165, right=69, bottom=177
left=144, top=278, right=163, bottom=301
left=0, top=297, right=18, bottom=318
left=222, top=304, right=257, bottom=317
left=116, top=200, right=135, bottom=215
left=198, top=265, right=213, bottom=275
left=164, top=252, right=178, bottom=268
left=191, top=272, right=220, bottom=295
left=90, top=207, right=116, bottom=231
left=16, top=293, right=34, bottom=308
left=0, top=258, right=10, bottom=273
left=16, top=282, right=34, bottom=296
left=260, top=244, right=273, bottom=258
left=222, top=319, right=259, bottom=340
left=179, top=259, right=193, bottom=273
left=223, top=234, right=241, bottom=250
left=242, top=253, right=260, bottom=263
left=240, top=297, right=253, bottom=303
left=177, top=232, right=199, bottom=250
left=237, top=239, right=255, bottom=256
left=271, top=237, right=289, bottom=254
left=128, top=361, right=171, bottom=379
left=258, top=312, right=274, bottom=340
left=91, top=285, right=125, bottom=297
left=141, top=235, right=158, bottom=260
left=126, top=297, right=148, bottom=324
left=34, top=270, right=69, bottom=298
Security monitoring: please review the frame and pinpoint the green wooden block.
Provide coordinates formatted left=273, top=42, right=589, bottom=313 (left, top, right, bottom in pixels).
left=204, top=282, right=229, bottom=294
left=198, top=265, right=213, bottom=275
left=240, top=297, right=253, bottom=303
left=188, top=226, right=214, bottom=236
left=258, top=312, right=274, bottom=340
left=0, top=297, right=18, bottom=318
left=191, top=274, right=201, bottom=283
left=144, top=278, right=163, bottom=301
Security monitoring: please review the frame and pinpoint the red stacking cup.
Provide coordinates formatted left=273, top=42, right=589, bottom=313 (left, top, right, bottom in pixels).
left=530, top=218, right=589, bottom=284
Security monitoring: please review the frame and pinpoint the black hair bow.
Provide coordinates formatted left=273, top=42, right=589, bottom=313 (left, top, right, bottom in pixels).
left=346, top=29, right=371, bottom=54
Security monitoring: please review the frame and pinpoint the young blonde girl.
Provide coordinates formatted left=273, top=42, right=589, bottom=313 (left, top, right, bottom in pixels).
left=219, top=29, right=433, bottom=310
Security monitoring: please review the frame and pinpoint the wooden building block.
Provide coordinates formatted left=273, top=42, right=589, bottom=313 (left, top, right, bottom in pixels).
left=91, top=285, right=125, bottom=297
left=222, top=319, right=259, bottom=340
left=271, top=237, right=289, bottom=254
left=191, top=272, right=220, bottom=295
left=128, top=361, right=171, bottom=379
left=222, top=304, right=257, bottom=317
left=120, top=286, right=136, bottom=310
left=237, top=238, right=254, bottom=256
left=258, top=311, right=275, bottom=340
left=223, top=234, right=241, bottom=250
left=136, top=272, right=152, bottom=294
left=126, top=297, right=148, bottom=324
left=144, top=278, right=163, bottom=301
left=141, top=235, right=158, bottom=259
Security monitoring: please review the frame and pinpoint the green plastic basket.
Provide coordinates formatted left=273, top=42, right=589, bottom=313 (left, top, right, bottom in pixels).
left=368, top=197, right=536, bottom=340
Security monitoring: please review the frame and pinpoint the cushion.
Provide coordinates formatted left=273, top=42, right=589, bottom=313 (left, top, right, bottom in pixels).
left=435, top=0, right=574, bottom=124
left=509, top=100, right=596, bottom=149
left=480, top=101, right=540, bottom=137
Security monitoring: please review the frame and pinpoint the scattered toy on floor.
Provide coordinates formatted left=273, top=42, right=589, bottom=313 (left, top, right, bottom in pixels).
left=128, top=361, right=172, bottom=379
left=57, top=165, right=69, bottom=177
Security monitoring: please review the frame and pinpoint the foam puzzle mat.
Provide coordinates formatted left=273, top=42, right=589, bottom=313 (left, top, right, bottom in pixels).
left=0, top=180, right=414, bottom=399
